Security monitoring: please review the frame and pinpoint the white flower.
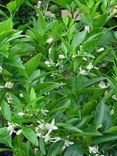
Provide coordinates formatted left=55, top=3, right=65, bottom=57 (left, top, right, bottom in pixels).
left=79, top=45, right=83, bottom=49
left=82, top=57, right=87, bottom=61
left=18, top=112, right=25, bottom=117
left=34, top=148, right=39, bottom=154
left=49, top=48, right=52, bottom=54
left=72, top=55, right=76, bottom=59
left=0, top=107, right=1, bottom=111
left=50, top=137, right=62, bottom=143
left=99, top=81, right=108, bottom=89
left=62, top=140, right=74, bottom=151
left=89, top=146, right=98, bottom=154
left=36, top=1, right=41, bottom=8
left=36, top=132, right=42, bottom=137
left=97, top=47, right=105, bottom=52
left=46, top=37, right=54, bottom=44
left=16, top=129, right=22, bottom=135
left=7, top=122, right=16, bottom=135
left=86, top=62, right=93, bottom=70
left=41, top=109, right=49, bottom=116
left=0, top=66, right=3, bottom=74
left=84, top=25, right=90, bottom=33
left=45, top=119, right=58, bottom=134
left=79, top=68, right=87, bottom=75
left=110, top=109, right=114, bottom=115
left=58, top=54, right=65, bottom=59
left=37, top=121, right=45, bottom=130
left=43, top=133, right=51, bottom=142
left=6, top=93, right=13, bottom=104
left=5, top=82, right=14, bottom=89
left=112, top=95, right=117, bottom=101
left=19, top=93, right=24, bottom=98
left=64, top=140, right=74, bottom=147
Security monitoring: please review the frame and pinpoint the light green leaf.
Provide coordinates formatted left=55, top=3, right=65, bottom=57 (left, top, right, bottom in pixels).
left=23, top=127, right=38, bottom=146
left=48, top=140, right=64, bottom=156
left=1, top=100, right=11, bottom=121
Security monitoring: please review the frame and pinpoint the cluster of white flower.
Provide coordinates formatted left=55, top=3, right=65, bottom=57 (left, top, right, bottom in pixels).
left=35, top=119, right=74, bottom=150
left=0, top=82, right=14, bottom=89
left=79, top=62, right=94, bottom=76
left=98, top=81, right=109, bottom=89
left=7, top=122, right=22, bottom=136
left=45, top=60, right=54, bottom=67
left=35, top=119, right=58, bottom=142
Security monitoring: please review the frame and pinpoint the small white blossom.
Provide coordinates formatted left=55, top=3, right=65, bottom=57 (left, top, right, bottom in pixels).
left=84, top=25, right=90, bottom=33
left=45, top=61, right=51, bottom=67
left=49, top=48, right=52, bottom=54
left=62, top=140, right=74, bottom=151
left=50, top=137, right=62, bottom=143
left=19, top=93, right=24, bottom=98
left=5, top=82, right=14, bottom=89
left=36, top=1, right=41, bottom=8
left=46, top=37, right=54, bottom=44
left=45, top=119, right=58, bottom=134
left=89, top=146, right=99, bottom=154
left=97, top=47, right=105, bottom=52
left=72, top=55, right=76, bottom=59
left=110, top=109, right=114, bottom=115
left=16, top=129, right=22, bottom=135
left=82, top=57, right=87, bottom=61
left=79, top=68, right=87, bottom=75
left=41, top=109, right=49, bottom=116
left=86, top=62, right=93, bottom=70
left=99, top=81, right=108, bottom=89
left=6, top=93, right=13, bottom=104
left=18, top=112, right=25, bottom=117
left=43, top=133, right=51, bottom=142
left=34, top=148, right=39, bottom=154
left=0, top=66, right=3, bottom=74
left=7, top=122, right=16, bottom=135
left=79, top=45, right=83, bottom=49
left=112, top=95, right=117, bottom=101
left=0, top=107, right=1, bottom=111
left=58, top=54, right=65, bottom=59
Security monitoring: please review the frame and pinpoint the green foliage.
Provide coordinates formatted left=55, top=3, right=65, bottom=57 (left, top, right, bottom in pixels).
left=0, top=0, right=117, bottom=155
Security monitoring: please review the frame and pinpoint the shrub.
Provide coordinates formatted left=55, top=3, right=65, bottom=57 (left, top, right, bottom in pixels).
left=0, top=0, right=117, bottom=155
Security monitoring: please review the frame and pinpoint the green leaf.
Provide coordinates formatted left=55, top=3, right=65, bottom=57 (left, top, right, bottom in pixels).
left=92, top=134, right=117, bottom=144
left=64, top=144, right=84, bottom=156
left=7, top=1, right=17, bottom=12
left=5, top=55, right=25, bottom=69
left=23, top=127, right=38, bottom=146
left=52, top=0, right=72, bottom=7
left=57, top=123, right=83, bottom=134
left=1, top=100, right=11, bottom=121
left=0, top=128, right=12, bottom=147
left=106, top=126, right=117, bottom=133
left=0, top=18, right=13, bottom=34
left=25, top=53, right=41, bottom=76
left=48, top=140, right=64, bottom=156
left=39, top=138, right=46, bottom=155
left=72, top=31, right=86, bottom=48
left=35, top=82, right=64, bottom=95
left=94, top=102, right=105, bottom=130
left=30, top=87, right=36, bottom=101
